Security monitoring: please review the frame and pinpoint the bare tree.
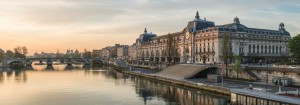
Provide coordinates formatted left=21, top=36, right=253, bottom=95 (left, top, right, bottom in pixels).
left=166, top=33, right=179, bottom=65
left=22, top=46, right=28, bottom=56
left=12, top=46, right=28, bottom=58
left=221, top=32, right=232, bottom=77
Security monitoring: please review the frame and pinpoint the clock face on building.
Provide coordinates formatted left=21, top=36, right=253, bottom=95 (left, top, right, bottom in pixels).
left=185, top=32, right=190, bottom=39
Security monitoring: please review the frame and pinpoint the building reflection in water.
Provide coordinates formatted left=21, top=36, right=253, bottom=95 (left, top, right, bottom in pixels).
left=92, top=68, right=230, bottom=105
left=0, top=71, right=4, bottom=83
left=132, top=77, right=230, bottom=105
left=0, top=70, right=27, bottom=84
left=0, top=66, right=230, bottom=105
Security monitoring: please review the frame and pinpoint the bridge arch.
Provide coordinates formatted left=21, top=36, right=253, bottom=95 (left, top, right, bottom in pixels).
left=92, top=59, right=103, bottom=67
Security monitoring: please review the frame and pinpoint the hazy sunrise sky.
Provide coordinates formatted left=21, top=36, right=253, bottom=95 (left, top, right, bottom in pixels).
left=0, top=0, right=300, bottom=55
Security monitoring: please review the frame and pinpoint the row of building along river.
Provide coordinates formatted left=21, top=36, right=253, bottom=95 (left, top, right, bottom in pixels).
left=0, top=62, right=230, bottom=105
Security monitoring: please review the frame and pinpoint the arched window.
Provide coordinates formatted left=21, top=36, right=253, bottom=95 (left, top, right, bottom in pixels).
left=265, top=46, right=267, bottom=53
left=279, top=46, right=282, bottom=53
left=257, top=45, right=259, bottom=53
left=249, top=45, right=251, bottom=53
left=146, top=51, right=149, bottom=57
left=142, top=51, right=145, bottom=57
left=208, top=46, right=210, bottom=52
left=156, top=50, right=160, bottom=57
left=261, top=45, right=263, bottom=53
left=200, top=47, right=202, bottom=53
left=162, top=49, right=167, bottom=56
left=196, top=44, right=198, bottom=52
left=253, top=45, right=255, bottom=53
left=150, top=50, right=154, bottom=57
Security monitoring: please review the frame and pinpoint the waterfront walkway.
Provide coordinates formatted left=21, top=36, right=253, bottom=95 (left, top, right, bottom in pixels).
left=128, top=64, right=300, bottom=94
left=189, top=78, right=300, bottom=93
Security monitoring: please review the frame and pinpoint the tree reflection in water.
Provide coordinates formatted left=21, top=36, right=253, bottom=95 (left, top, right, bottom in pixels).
left=0, top=70, right=27, bottom=84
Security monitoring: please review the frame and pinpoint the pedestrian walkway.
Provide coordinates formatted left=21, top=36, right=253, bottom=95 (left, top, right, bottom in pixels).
left=189, top=78, right=300, bottom=94
left=126, top=64, right=300, bottom=95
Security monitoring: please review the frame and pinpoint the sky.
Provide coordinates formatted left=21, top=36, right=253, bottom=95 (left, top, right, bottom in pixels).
left=0, top=0, right=299, bottom=55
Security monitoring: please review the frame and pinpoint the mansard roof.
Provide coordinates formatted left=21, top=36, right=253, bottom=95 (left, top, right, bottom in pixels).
left=217, top=23, right=247, bottom=29
left=185, top=20, right=215, bottom=33
left=136, top=28, right=157, bottom=43
left=151, top=31, right=182, bottom=39
left=138, top=33, right=157, bottom=43
left=216, top=23, right=290, bottom=36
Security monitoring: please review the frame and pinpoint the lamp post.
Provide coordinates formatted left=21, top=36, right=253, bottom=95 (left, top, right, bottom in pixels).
left=265, top=58, right=269, bottom=92
left=221, top=62, right=225, bottom=87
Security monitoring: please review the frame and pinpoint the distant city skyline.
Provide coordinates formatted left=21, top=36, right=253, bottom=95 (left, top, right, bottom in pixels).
left=0, top=0, right=299, bottom=55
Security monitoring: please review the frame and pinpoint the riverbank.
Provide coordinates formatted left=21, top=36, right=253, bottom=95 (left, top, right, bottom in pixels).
left=108, top=62, right=300, bottom=96
left=108, top=64, right=231, bottom=95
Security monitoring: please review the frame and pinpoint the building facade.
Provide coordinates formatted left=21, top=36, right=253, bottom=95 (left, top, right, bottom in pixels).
left=99, top=44, right=129, bottom=60
left=127, top=11, right=291, bottom=67
left=117, top=45, right=129, bottom=60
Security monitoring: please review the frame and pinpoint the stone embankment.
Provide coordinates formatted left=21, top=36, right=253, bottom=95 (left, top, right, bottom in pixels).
left=109, top=63, right=230, bottom=95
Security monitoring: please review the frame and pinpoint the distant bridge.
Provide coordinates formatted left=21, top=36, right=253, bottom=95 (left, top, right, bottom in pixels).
left=2, top=58, right=106, bottom=67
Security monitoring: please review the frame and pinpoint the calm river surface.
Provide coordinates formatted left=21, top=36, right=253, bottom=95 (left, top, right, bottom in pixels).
left=0, top=64, right=230, bottom=105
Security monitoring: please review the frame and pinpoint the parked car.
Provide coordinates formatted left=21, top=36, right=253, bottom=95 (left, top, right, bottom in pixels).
left=288, top=65, right=298, bottom=69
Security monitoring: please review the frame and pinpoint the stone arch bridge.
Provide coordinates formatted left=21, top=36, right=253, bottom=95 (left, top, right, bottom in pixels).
left=2, top=58, right=106, bottom=67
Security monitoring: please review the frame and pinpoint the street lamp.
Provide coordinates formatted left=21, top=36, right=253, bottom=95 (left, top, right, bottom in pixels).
left=266, top=58, right=269, bottom=92
left=221, top=62, right=225, bottom=87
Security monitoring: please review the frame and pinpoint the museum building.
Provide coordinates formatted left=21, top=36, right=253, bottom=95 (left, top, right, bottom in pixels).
left=128, top=11, right=291, bottom=66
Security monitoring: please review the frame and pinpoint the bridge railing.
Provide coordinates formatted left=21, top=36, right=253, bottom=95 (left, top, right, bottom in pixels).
left=246, top=66, right=300, bottom=72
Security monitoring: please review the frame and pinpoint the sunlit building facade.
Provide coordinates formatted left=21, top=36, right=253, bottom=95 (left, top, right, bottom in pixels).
left=128, top=11, right=291, bottom=66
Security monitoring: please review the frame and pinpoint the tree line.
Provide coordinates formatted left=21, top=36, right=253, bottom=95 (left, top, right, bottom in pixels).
left=0, top=46, right=28, bottom=62
left=289, top=34, right=300, bottom=63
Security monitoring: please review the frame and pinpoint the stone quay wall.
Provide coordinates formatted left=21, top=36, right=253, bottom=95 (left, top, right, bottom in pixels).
left=108, top=64, right=231, bottom=96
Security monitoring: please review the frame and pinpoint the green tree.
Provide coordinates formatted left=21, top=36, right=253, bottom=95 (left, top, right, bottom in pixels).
left=82, top=49, right=91, bottom=58
left=166, top=33, right=179, bottom=65
left=289, top=34, right=300, bottom=62
left=0, top=49, right=5, bottom=62
left=233, top=55, right=241, bottom=78
left=6, top=50, right=14, bottom=58
left=221, top=32, right=232, bottom=77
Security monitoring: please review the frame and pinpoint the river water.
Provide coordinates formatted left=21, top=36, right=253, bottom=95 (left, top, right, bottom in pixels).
left=0, top=64, right=230, bottom=105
